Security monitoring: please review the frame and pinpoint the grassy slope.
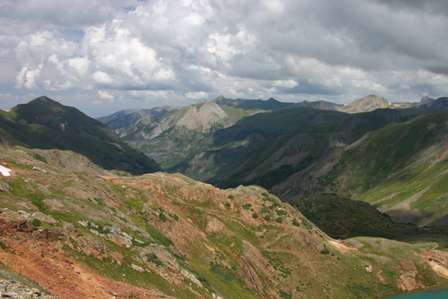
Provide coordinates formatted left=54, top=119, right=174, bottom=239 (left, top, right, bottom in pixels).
left=136, top=101, right=448, bottom=242
left=0, top=146, right=447, bottom=298
left=330, top=112, right=448, bottom=226
left=196, top=106, right=423, bottom=187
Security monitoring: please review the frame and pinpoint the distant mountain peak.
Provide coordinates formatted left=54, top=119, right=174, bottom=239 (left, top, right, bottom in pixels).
left=177, top=101, right=228, bottom=132
left=340, top=95, right=390, bottom=113
left=29, top=96, right=62, bottom=106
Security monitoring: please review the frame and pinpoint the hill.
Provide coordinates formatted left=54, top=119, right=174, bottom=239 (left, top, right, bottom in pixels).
left=0, top=96, right=160, bottom=174
left=320, top=110, right=448, bottom=227
left=0, top=145, right=447, bottom=298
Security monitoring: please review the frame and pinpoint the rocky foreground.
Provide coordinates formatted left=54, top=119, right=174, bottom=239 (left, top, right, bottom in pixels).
left=0, top=279, right=55, bottom=299
left=0, top=145, right=448, bottom=298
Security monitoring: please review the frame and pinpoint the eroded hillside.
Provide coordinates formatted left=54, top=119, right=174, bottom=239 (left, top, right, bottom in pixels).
left=0, top=146, right=448, bottom=298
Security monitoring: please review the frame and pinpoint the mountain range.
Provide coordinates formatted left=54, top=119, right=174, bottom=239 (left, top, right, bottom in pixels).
left=1, top=95, right=448, bottom=298
left=99, top=96, right=296, bottom=169
left=98, top=95, right=401, bottom=170
left=1, top=139, right=448, bottom=299
left=101, top=95, right=448, bottom=236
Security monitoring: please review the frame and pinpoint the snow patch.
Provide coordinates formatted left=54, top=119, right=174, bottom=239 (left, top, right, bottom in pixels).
left=0, top=165, right=12, bottom=177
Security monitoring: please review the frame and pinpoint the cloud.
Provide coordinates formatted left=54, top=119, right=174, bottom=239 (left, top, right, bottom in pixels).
left=83, top=24, right=175, bottom=89
left=1, top=0, right=448, bottom=114
left=16, top=64, right=42, bottom=89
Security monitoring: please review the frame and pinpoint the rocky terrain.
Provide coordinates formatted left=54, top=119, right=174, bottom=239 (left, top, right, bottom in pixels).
left=0, top=279, right=55, bottom=299
left=338, top=95, right=393, bottom=113
left=1, top=145, right=448, bottom=298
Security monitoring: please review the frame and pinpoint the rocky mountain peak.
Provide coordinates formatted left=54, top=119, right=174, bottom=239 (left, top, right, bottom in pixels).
left=176, top=101, right=229, bottom=132
left=340, top=95, right=390, bottom=113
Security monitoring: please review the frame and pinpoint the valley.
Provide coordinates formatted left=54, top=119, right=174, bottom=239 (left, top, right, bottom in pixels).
left=101, top=95, right=448, bottom=238
left=2, top=1, right=447, bottom=298
left=1, top=96, right=448, bottom=298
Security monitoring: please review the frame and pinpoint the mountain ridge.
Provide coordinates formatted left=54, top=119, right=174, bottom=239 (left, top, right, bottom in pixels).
left=99, top=94, right=425, bottom=170
left=0, top=96, right=160, bottom=174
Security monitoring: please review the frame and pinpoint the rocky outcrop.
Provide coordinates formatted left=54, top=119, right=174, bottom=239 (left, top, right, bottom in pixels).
left=339, top=95, right=391, bottom=113
left=0, top=279, right=55, bottom=299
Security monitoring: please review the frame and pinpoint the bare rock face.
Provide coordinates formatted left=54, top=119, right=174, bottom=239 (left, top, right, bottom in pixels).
left=176, top=102, right=229, bottom=132
left=0, top=279, right=55, bottom=299
left=340, top=95, right=391, bottom=113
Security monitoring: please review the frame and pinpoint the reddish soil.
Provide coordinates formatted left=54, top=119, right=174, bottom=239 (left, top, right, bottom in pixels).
left=0, top=219, right=170, bottom=299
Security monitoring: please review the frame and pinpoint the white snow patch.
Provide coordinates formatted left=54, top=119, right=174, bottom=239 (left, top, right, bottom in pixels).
left=0, top=165, right=12, bottom=177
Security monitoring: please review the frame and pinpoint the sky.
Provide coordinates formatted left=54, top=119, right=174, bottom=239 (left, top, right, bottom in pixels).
left=1, top=0, right=448, bottom=116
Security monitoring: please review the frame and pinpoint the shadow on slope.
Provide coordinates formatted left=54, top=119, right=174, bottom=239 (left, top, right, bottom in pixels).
left=0, top=96, right=160, bottom=175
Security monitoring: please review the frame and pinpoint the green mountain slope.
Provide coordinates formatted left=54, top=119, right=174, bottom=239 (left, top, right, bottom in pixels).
left=0, top=96, right=160, bottom=174
left=325, top=110, right=448, bottom=227
left=0, top=145, right=447, bottom=298
left=100, top=95, right=417, bottom=173
left=185, top=105, right=424, bottom=185
left=174, top=98, right=448, bottom=235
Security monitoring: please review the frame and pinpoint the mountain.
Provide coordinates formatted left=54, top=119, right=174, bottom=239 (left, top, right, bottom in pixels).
left=170, top=98, right=448, bottom=236
left=99, top=107, right=172, bottom=130
left=0, top=96, right=160, bottom=174
left=1, top=145, right=448, bottom=298
left=297, top=100, right=343, bottom=111
left=98, top=95, right=448, bottom=235
left=100, top=97, right=292, bottom=169
left=318, top=109, right=448, bottom=227
left=339, top=95, right=392, bottom=113
left=337, top=95, right=422, bottom=113
left=100, top=95, right=427, bottom=172
left=214, top=96, right=295, bottom=111
left=183, top=105, right=426, bottom=185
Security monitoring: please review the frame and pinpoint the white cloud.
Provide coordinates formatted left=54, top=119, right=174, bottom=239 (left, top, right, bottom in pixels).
left=272, top=80, right=298, bottom=88
left=97, top=90, right=114, bottom=102
left=67, top=57, right=90, bottom=76
left=16, top=64, right=42, bottom=89
left=185, top=91, right=209, bottom=100
left=2, top=0, right=448, bottom=113
left=92, top=71, right=114, bottom=85
left=84, top=24, right=175, bottom=88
